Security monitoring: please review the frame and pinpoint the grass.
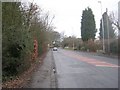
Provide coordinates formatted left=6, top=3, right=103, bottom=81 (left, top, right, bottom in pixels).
left=64, top=47, right=74, bottom=50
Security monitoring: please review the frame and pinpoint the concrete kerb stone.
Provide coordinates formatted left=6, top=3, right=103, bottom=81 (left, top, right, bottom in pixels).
left=51, top=49, right=58, bottom=88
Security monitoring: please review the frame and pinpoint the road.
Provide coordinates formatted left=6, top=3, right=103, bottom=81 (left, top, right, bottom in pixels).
left=53, top=49, right=118, bottom=88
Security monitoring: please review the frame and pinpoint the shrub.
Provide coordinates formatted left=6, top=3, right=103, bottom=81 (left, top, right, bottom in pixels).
left=110, top=40, right=118, bottom=54
left=80, top=47, right=86, bottom=51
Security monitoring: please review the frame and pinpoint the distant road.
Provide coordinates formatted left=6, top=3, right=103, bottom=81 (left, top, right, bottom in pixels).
left=53, top=49, right=118, bottom=88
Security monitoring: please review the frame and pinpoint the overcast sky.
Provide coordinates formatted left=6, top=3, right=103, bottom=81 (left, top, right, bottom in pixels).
left=26, top=0, right=119, bottom=38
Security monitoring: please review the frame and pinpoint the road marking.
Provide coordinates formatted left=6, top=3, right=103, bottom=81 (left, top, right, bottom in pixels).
left=95, top=65, right=119, bottom=67
left=87, top=61, right=106, bottom=64
left=62, top=51, right=119, bottom=68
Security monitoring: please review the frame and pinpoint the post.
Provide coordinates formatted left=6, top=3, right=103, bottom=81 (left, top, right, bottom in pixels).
left=106, top=8, right=110, bottom=53
left=118, top=1, right=120, bottom=26
left=98, top=1, right=105, bottom=53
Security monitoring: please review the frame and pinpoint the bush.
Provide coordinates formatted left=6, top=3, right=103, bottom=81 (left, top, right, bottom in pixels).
left=2, top=2, right=36, bottom=82
left=2, top=2, right=53, bottom=82
left=80, top=47, right=87, bottom=51
left=2, top=42, right=32, bottom=81
left=80, top=39, right=103, bottom=52
left=110, top=40, right=118, bottom=54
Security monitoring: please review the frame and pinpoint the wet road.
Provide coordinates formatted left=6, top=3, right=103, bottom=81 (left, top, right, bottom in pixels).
left=53, top=49, right=118, bottom=88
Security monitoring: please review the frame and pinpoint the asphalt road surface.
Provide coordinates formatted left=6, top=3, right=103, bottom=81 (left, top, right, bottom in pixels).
left=53, top=49, right=118, bottom=88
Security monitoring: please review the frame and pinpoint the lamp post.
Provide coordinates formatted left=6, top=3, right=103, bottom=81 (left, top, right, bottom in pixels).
left=98, top=1, right=105, bottom=53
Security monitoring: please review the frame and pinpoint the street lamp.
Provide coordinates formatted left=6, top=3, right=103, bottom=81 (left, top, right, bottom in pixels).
left=98, top=1, right=105, bottom=53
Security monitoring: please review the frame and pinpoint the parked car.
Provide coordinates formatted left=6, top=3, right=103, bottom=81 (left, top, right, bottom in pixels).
left=53, top=47, right=58, bottom=51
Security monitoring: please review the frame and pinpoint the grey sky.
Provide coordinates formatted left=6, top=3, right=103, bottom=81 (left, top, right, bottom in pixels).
left=27, top=0, right=119, bottom=38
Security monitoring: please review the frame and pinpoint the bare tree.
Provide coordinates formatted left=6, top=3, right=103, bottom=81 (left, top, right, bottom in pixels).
left=109, top=12, right=120, bottom=31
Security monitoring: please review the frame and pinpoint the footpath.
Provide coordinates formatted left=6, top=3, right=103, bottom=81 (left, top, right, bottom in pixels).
left=24, top=49, right=57, bottom=88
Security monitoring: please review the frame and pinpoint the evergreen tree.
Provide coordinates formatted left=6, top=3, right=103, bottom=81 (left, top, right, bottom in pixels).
left=81, top=7, right=96, bottom=42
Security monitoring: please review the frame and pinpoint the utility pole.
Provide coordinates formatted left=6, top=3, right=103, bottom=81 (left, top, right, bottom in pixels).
left=71, top=27, right=75, bottom=50
left=118, top=1, right=120, bottom=32
left=118, top=1, right=120, bottom=26
left=98, top=1, right=105, bottom=53
left=106, top=8, right=110, bottom=53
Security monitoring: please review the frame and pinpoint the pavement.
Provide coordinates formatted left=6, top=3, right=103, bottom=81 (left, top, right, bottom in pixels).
left=24, top=49, right=57, bottom=88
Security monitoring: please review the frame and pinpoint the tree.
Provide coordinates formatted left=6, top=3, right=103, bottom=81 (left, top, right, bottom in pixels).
left=2, top=2, right=55, bottom=82
left=109, top=12, right=120, bottom=31
left=99, top=12, right=115, bottom=39
left=46, top=30, right=61, bottom=47
left=81, top=7, right=96, bottom=42
left=61, top=36, right=82, bottom=50
left=99, top=11, right=117, bottom=53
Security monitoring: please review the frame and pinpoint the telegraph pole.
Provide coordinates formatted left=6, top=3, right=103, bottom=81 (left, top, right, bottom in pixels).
left=71, top=27, right=75, bottom=50
left=98, top=1, right=105, bottom=53
left=106, top=8, right=110, bottom=53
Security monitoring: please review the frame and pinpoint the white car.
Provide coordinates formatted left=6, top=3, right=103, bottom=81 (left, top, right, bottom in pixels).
left=53, top=47, right=58, bottom=51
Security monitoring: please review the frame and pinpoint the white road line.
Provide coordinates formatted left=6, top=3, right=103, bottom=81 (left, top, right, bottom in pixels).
left=95, top=65, right=119, bottom=68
